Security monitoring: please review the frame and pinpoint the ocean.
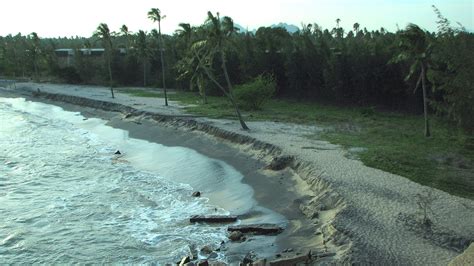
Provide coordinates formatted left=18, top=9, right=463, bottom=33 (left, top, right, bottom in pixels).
left=0, top=97, right=276, bottom=264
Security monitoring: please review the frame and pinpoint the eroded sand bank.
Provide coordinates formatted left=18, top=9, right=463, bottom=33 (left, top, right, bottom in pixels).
left=2, top=83, right=473, bottom=265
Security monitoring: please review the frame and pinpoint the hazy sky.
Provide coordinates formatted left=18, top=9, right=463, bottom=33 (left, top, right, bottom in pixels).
left=0, top=0, right=472, bottom=37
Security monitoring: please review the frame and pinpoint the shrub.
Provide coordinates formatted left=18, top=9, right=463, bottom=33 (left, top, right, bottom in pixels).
left=57, top=67, right=82, bottom=84
left=234, top=74, right=276, bottom=110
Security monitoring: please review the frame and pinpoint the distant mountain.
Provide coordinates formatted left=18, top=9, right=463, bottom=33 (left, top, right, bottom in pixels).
left=271, top=23, right=300, bottom=33
left=233, top=22, right=300, bottom=34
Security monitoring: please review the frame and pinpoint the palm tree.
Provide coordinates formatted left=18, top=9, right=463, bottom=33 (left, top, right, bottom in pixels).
left=193, top=11, right=249, bottom=130
left=120, top=24, right=132, bottom=50
left=176, top=46, right=209, bottom=104
left=28, top=32, right=41, bottom=81
left=192, top=67, right=208, bottom=104
left=353, top=23, right=360, bottom=33
left=136, top=30, right=149, bottom=86
left=175, top=23, right=197, bottom=92
left=16, top=34, right=29, bottom=77
left=332, top=18, right=344, bottom=38
left=393, top=24, right=432, bottom=137
left=176, top=23, right=193, bottom=48
left=94, top=23, right=115, bottom=98
left=148, top=8, right=168, bottom=106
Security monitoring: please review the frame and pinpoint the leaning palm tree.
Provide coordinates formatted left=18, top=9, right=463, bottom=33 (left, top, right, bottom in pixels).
left=393, top=24, right=432, bottom=137
left=176, top=48, right=208, bottom=104
left=192, top=11, right=249, bottom=130
left=175, top=23, right=197, bottom=92
left=94, top=23, right=115, bottom=98
left=148, top=8, right=168, bottom=106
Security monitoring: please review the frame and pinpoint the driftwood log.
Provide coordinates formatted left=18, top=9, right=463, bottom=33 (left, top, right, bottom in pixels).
left=227, top=224, right=284, bottom=235
left=189, top=215, right=238, bottom=223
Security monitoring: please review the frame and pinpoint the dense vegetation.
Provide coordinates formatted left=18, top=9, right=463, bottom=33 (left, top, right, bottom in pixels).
left=0, top=6, right=472, bottom=133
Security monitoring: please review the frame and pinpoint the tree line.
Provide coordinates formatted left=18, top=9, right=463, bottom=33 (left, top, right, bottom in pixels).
left=0, top=6, right=472, bottom=133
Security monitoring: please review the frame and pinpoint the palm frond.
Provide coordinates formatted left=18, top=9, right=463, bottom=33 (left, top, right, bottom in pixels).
left=147, top=8, right=163, bottom=22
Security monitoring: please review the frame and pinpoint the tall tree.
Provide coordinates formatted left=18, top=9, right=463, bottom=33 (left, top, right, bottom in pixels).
left=148, top=8, right=168, bottom=106
left=193, top=11, right=249, bottom=130
left=4, top=34, right=28, bottom=78
left=175, top=23, right=199, bottom=93
left=176, top=23, right=193, bottom=48
left=135, top=30, right=149, bottom=86
left=176, top=43, right=209, bottom=104
left=353, top=23, right=360, bottom=33
left=430, top=5, right=474, bottom=132
left=332, top=18, right=344, bottom=38
left=393, top=24, right=433, bottom=137
left=28, top=32, right=41, bottom=81
left=94, top=23, right=115, bottom=98
left=120, top=24, right=132, bottom=50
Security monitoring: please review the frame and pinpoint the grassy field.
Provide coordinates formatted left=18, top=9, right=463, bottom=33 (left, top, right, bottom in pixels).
left=122, top=88, right=474, bottom=199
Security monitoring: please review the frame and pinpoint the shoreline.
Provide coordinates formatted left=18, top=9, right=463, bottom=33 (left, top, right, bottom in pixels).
left=2, top=83, right=474, bottom=264
left=0, top=87, right=339, bottom=264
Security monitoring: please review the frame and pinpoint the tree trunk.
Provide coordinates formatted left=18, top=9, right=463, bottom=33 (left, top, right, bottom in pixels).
left=231, top=98, right=249, bottom=130
left=143, top=60, right=147, bottom=87
left=107, top=54, right=114, bottom=98
left=158, top=21, right=168, bottom=106
left=33, top=54, right=38, bottom=82
left=421, top=63, right=430, bottom=137
left=203, top=85, right=208, bottom=104
left=197, top=76, right=207, bottom=104
left=220, top=50, right=249, bottom=130
left=194, top=49, right=249, bottom=130
left=34, top=63, right=38, bottom=81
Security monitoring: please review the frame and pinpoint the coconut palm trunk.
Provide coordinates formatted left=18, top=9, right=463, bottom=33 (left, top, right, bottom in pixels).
left=193, top=48, right=248, bottom=130
left=107, top=54, right=114, bottom=98
left=148, top=8, right=168, bottom=106
left=196, top=76, right=207, bottom=104
left=158, top=21, right=168, bottom=106
left=392, top=24, right=433, bottom=137
left=143, top=60, right=147, bottom=86
left=220, top=50, right=249, bottom=130
left=94, top=23, right=115, bottom=98
left=33, top=59, right=38, bottom=82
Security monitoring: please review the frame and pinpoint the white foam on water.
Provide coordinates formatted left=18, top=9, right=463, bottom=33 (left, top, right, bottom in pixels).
left=0, top=97, right=286, bottom=264
left=0, top=98, right=223, bottom=263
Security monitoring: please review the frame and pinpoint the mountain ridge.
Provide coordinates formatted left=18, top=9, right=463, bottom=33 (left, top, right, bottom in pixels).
left=234, top=22, right=300, bottom=34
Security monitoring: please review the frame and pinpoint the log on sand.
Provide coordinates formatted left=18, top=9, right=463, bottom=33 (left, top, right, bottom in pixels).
left=189, top=215, right=238, bottom=223
left=227, top=224, right=284, bottom=235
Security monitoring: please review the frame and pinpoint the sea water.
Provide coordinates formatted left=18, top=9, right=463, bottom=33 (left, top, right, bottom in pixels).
left=0, top=97, right=263, bottom=264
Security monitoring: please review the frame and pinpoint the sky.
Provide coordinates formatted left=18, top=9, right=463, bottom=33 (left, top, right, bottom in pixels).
left=0, top=0, right=472, bottom=38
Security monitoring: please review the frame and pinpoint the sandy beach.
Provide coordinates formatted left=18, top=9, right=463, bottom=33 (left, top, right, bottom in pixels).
left=2, top=83, right=473, bottom=264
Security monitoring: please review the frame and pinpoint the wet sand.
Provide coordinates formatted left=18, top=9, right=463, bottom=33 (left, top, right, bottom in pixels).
left=0, top=88, right=327, bottom=264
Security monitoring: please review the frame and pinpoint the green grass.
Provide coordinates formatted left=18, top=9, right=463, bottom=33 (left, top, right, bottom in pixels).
left=319, top=114, right=474, bottom=199
left=120, top=88, right=164, bottom=98
left=123, top=89, right=474, bottom=199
